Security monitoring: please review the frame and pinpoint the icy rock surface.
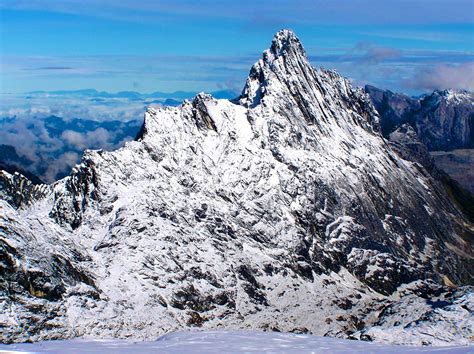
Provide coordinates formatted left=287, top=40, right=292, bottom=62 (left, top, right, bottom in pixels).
left=0, top=30, right=473, bottom=346
left=0, top=171, right=50, bottom=208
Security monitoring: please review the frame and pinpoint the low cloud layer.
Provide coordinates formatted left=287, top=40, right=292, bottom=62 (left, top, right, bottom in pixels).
left=0, top=94, right=149, bottom=122
left=0, top=115, right=141, bottom=183
left=0, top=94, right=146, bottom=182
left=309, top=42, right=474, bottom=94
left=3, top=0, right=473, bottom=24
left=406, top=62, right=474, bottom=92
left=61, top=128, right=112, bottom=150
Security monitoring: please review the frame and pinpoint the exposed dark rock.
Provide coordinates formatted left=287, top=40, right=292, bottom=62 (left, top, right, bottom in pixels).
left=0, top=171, right=49, bottom=209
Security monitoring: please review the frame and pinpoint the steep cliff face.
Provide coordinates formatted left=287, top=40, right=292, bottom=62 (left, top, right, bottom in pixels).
left=1, top=30, right=472, bottom=346
left=0, top=171, right=49, bottom=209
left=364, top=85, right=419, bottom=137
left=387, top=124, right=436, bottom=173
left=432, top=149, right=474, bottom=195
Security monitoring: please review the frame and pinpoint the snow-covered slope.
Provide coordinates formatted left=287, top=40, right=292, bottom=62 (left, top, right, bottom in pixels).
left=0, top=30, right=472, bottom=346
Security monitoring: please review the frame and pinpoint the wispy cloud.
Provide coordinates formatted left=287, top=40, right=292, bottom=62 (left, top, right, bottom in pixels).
left=2, top=42, right=474, bottom=96
left=345, top=42, right=401, bottom=64
left=2, top=0, right=474, bottom=24
left=358, top=30, right=468, bottom=43
left=26, top=66, right=75, bottom=71
left=305, top=42, right=474, bottom=94
left=1, top=54, right=254, bottom=93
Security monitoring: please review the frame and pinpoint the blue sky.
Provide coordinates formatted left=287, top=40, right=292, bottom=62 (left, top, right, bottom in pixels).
left=1, top=0, right=473, bottom=95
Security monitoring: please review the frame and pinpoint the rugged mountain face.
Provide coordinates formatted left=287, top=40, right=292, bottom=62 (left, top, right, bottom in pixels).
left=365, top=86, right=473, bottom=151
left=366, top=85, right=474, bottom=214
left=366, top=85, right=474, bottom=200
left=1, top=30, right=473, bottom=346
left=364, top=85, right=419, bottom=137
left=0, top=171, right=49, bottom=209
left=386, top=125, right=474, bottom=222
left=387, top=124, right=435, bottom=172
left=417, top=90, right=473, bottom=151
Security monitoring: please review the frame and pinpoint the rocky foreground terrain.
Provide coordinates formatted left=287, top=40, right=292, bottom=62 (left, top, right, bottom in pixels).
left=0, top=30, right=473, bottom=346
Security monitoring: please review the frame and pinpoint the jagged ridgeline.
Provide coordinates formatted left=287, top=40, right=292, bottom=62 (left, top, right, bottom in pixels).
left=0, top=30, right=472, bottom=345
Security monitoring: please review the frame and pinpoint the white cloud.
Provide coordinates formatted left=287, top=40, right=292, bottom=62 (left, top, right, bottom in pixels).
left=0, top=94, right=144, bottom=182
left=61, top=130, right=87, bottom=150
left=407, top=62, right=474, bottom=91
left=0, top=94, right=147, bottom=121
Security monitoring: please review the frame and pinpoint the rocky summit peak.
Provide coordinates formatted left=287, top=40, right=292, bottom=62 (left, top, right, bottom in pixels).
left=239, top=29, right=314, bottom=107
left=239, top=30, right=379, bottom=132
left=262, top=29, right=309, bottom=70
left=433, top=88, right=473, bottom=103
left=268, top=29, right=305, bottom=58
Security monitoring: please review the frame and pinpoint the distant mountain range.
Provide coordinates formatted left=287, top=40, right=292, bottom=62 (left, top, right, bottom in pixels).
left=365, top=86, right=473, bottom=151
left=365, top=86, right=474, bottom=203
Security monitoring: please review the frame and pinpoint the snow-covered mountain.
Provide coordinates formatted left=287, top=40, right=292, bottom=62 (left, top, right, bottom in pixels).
left=1, top=30, right=472, bottom=346
left=416, top=89, right=473, bottom=151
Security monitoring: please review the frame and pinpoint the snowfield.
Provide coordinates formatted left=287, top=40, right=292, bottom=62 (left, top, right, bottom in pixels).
left=0, top=331, right=471, bottom=354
